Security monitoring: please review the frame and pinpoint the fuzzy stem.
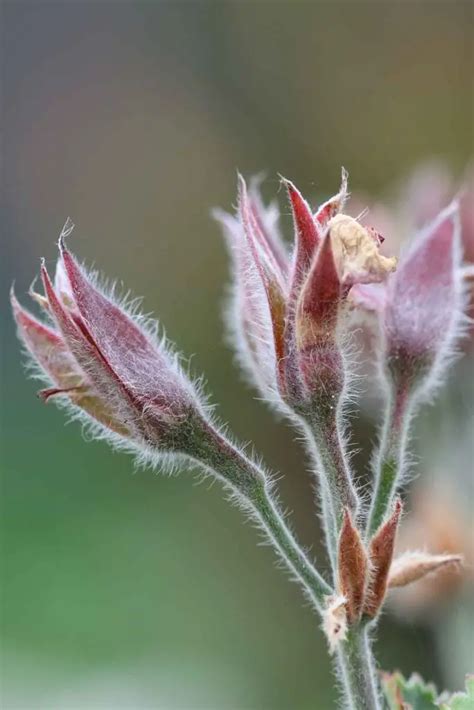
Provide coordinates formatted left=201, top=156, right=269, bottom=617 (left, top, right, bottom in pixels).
left=301, top=425, right=339, bottom=576
left=337, top=626, right=381, bottom=710
left=319, top=477, right=339, bottom=576
left=302, top=406, right=359, bottom=579
left=313, top=411, right=358, bottom=514
left=196, top=425, right=382, bottom=709
left=336, top=625, right=381, bottom=710
left=250, top=484, right=332, bottom=609
left=194, top=424, right=333, bottom=609
left=366, top=380, right=413, bottom=538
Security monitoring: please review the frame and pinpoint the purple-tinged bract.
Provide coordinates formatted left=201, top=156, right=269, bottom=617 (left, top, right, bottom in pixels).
left=12, top=229, right=209, bottom=457
left=383, top=202, right=466, bottom=396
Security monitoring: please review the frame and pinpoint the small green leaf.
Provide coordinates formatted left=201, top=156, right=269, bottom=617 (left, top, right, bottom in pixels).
left=402, top=675, right=440, bottom=710
left=440, top=676, right=474, bottom=710
left=382, top=672, right=474, bottom=710
left=381, top=671, right=406, bottom=710
left=381, top=671, right=438, bottom=709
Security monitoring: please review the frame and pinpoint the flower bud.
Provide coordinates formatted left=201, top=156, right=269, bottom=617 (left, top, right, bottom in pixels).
left=283, top=170, right=350, bottom=404
left=295, top=232, right=343, bottom=394
left=214, top=178, right=288, bottom=401
left=364, top=499, right=403, bottom=617
left=337, top=509, right=369, bottom=622
left=294, top=213, right=396, bottom=399
left=12, top=228, right=210, bottom=457
left=215, top=172, right=397, bottom=410
left=284, top=168, right=348, bottom=295
left=285, top=178, right=321, bottom=276
left=11, top=288, right=130, bottom=436
left=383, top=202, right=466, bottom=398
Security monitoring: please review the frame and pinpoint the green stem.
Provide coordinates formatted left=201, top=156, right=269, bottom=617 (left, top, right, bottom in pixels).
left=249, top=483, right=333, bottom=609
left=313, top=412, right=358, bottom=515
left=193, top=424, right=381, bottom=709
left=337, top=625, right=381, bottom=710
left=366, top=382, right=413, bottom=538
left=319, top=476, right=339, bottom=577
left=302, top=426, right=339, bottom=577
left=302, top=407, right=359, bottom=580
left=195, top=425, right=332, bottom=609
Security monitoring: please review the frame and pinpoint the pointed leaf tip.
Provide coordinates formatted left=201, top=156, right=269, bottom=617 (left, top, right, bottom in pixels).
left=295, top=232, right=341, bottom=352
left=384, top=196, right=464, bottom=376
left=340, top=166, right=349, bottom=198
left=284, top=178, right=320, bottom=263
left=58, top=217, right=75, bottom=250
left=237, top=172, right=247, bottom=197
left=337, top=507, right=369, bottom=623
left=388, top=551, right=463, bottom=589
left=10, top=283, right=18, bottom=308
left=364, top=499, right=403, bottom=617
left=313, top=171, right=350, bottom=233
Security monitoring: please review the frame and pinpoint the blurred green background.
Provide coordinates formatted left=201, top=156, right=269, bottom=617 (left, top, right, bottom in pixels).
left=1, top=1, right=473, bottom=708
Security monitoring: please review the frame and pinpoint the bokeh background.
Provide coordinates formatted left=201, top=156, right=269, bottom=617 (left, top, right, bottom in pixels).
left=2, top=1, right=473, bottom=708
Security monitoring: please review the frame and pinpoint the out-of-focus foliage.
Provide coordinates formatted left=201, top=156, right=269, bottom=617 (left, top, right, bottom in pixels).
left=382, top=672, right=474, bottom=710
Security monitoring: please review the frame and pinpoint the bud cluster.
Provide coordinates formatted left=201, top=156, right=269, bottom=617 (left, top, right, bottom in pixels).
left=215, top=171, right=396, bottom=414
left=324, top=499, right=462, bottom=651
left=11, top=168, right=472, bottom=710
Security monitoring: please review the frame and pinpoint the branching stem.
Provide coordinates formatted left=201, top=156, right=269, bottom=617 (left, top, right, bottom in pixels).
left=193, top=419, right=382, bottom=709
left=302, top=406, right=359, bottom=579
left=194, top=425, right=333, bottom=609
left=366, top=381, right=413, bottom=537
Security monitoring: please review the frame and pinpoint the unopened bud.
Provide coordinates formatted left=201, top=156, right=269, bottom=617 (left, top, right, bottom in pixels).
left=383, top=202, right=466, bottom=397
left=337, top=509, right=369, bottom=622
left=364, top=499, right=403, bottom=617
left=295, top=233, right=342, bottom=353
left=216, top=171, right=397, bottom=410
left=12, top=228, right=212, bottom=457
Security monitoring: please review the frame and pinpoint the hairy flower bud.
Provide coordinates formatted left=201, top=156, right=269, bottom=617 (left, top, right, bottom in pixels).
left=383, top=202, right=465, bottom=396
left=11, top=288, right=130, bottom=436
left=12, top=225, right=211, bottom=458
left=285, top=178, right=321, bottom=281
left=352, top=201, right=468, bottom=400
left=337, top=509, right=369, bottom=622
left=364, top=499, right=403, bottom=617
left=295, top=213, right=396, bottom=395
left=295, top=232, right=343, bottom=394
left=215, top=171, right=396, bottom=410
